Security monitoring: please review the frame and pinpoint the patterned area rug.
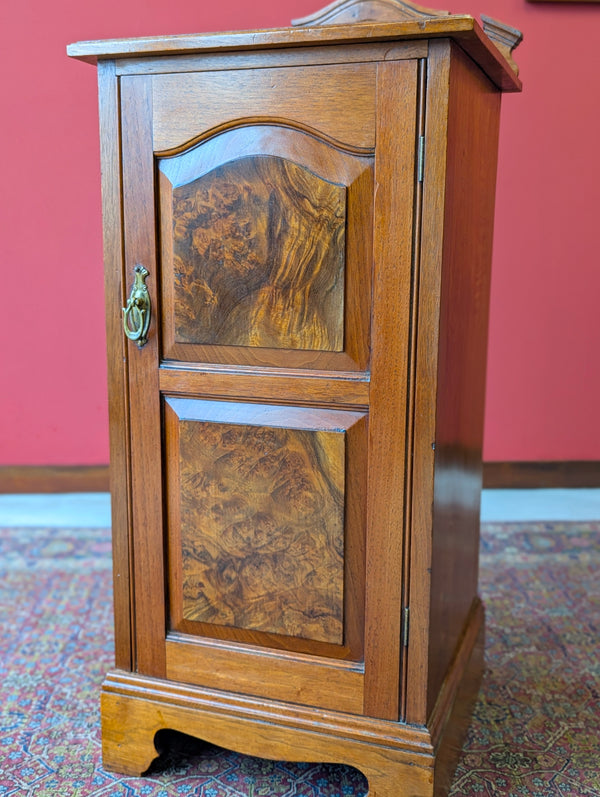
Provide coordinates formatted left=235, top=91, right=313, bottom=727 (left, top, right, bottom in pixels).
left=1, top=521, right=599, bottom=796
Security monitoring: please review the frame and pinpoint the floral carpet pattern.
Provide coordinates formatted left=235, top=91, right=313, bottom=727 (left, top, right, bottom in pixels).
left=1, top=521, right=599, bottom=796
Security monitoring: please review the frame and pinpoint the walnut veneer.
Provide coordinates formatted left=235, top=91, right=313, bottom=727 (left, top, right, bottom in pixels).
left=68, top=2, right=522, bottom=793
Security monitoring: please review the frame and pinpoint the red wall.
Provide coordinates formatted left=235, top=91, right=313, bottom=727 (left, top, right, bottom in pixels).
left=481, top=0, right=600, bottom=461
left=1, top=0, right=598, bottom=466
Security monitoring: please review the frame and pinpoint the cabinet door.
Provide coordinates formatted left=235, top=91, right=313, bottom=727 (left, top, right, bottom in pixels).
left=119, top=57, right=419, bottom=720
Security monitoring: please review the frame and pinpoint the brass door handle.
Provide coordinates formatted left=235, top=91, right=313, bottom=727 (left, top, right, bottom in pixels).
left=123, top=265, right=151, bottom=347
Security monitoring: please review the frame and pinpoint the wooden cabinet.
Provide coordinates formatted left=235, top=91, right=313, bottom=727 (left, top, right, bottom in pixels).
left=68, top=2, right=522, bottom=794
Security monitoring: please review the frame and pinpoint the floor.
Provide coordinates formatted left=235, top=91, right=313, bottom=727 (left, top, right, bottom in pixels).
left=0, top=489, right=600, bottom=526
left=480, top=488, right=600, bottom=521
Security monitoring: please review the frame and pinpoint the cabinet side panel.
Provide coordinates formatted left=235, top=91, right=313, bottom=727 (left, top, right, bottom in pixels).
left=98, top=61, right=132, bottom=671
left=427, top=44, right=501, bottom=717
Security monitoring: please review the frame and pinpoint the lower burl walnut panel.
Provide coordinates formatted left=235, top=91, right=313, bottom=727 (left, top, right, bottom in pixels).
left=178, top=418, right=346, bottom=643
left=165, top=398, right=367, bottom=652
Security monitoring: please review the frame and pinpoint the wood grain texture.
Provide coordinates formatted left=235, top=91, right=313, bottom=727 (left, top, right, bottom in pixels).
left=427, top=598, right=484, bottom=747
left=403, top=41, right=450, bottom=725
left=165, top=636, right=365, bottom=713
left=362, top=58, right=418, bottom=721
left=159, top=123, right=373, bottom=371
left=164, top=399, right=368, bottom=665
left=169, top=155, right=346, bottom=352
left=152, top=64, right=377, bottom=152
left=165, top=399, right=364, bottom=646
left=292, top=0, right=450, bottom=26
left=0, top=465, right=109, bottom=493
left=97, top=60, right=133, bottom=672
left=426, top=43, right=500, bottom=719
left=100, top=670, right=438, bottom=795
left=398, top=56, right=427, bottom=721
left=178, top=419, right=345, bottom=643
left=100, top=614, right=484, bottom=793
left=120, top=75, right=166, bottom=678
left=431, top=601, right=484, bottom=797
left=67, top=19, right=521, bottom=92
left=114, top=41, right=428, bottom=76
left=158, top=365, right=370, bottom=407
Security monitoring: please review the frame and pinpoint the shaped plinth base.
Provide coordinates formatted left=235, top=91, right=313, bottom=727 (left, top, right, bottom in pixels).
left=100, top=614, right=483, bottom=797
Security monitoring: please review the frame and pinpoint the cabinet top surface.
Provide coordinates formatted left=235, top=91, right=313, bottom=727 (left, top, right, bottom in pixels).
left=67, top=13, right=521, bottom=92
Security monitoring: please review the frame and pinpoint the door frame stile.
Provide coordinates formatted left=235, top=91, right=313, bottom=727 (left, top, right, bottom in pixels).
left=362, top=57, right=419, bottom=721
left=399, top=55, right=428, bottom=721
left=404, top=40, right=452, bottom=726
left=120, top=74, right=167, bottom=678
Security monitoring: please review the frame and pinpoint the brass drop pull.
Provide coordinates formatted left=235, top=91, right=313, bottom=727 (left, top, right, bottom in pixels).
left=123, top=265, right=151, bottom=347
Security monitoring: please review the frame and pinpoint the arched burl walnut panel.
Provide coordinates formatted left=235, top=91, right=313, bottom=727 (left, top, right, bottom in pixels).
left=159, top=124, right=374, bottom=370
left=168, top=156, right=346, bottom=351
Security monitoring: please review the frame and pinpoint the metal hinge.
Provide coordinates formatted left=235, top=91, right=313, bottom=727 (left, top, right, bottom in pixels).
left=417, top=136, right=425, bottom=183
left=402, top=606, right=410, bottom=647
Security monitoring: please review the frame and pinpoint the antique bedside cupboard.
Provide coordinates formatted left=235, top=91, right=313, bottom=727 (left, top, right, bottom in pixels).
left=68, top=1, right=522, bottom=794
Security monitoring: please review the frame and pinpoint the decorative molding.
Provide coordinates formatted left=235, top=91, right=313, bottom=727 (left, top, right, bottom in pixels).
left=291, top=2, right=523, bottom=81
left=0, top=465, right=110, bottom=494
left=483, top=461, right=600, bottom=490
left=480, top=15, right=523, bottom=76
left=292, top=0, right=450, bottom=27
